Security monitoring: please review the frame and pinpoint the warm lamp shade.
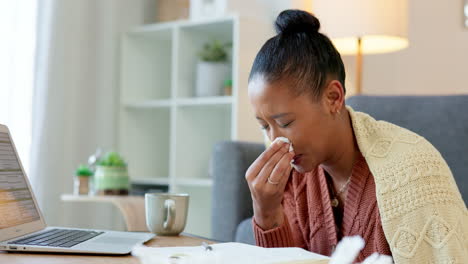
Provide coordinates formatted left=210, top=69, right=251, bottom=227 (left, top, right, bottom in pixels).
left=312, top=0, right=408, bottom=55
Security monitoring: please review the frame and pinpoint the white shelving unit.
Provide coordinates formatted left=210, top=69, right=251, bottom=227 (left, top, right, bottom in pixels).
left=118, top=16, right=240, bottom=237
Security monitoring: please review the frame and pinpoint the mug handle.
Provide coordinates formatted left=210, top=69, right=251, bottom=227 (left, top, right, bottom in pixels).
left=163, top=199, right=176, bottom=230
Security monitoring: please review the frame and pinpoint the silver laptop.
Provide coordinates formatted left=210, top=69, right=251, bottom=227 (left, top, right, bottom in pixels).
left=0, top=124, right=154, bottom=254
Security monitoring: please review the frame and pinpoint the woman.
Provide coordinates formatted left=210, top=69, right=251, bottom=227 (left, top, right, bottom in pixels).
left=246, top=9, right=467, bottom=263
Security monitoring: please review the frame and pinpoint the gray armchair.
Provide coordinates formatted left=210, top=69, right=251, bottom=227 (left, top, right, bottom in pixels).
left=211, top=95, right=468, bottom=244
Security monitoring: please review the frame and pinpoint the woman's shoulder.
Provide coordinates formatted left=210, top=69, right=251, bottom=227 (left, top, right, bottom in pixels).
left=349, top=108, right=465, bottom=216
left=348, top=106, right=442, bottom=161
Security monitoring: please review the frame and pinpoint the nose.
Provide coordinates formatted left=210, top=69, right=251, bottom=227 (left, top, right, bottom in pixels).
left=268, top=128, right=283, bottom=142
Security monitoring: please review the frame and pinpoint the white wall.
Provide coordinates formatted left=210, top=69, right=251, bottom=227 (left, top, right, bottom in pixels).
left=344, top=0, right=468, bottom=95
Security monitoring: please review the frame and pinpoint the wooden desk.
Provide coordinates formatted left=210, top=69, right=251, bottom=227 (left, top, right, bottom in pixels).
left=0, top=234, right=214, bottom=264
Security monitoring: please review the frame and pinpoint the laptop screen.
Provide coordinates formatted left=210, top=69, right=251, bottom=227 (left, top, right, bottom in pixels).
left=0, top=132, right=40, bottom=229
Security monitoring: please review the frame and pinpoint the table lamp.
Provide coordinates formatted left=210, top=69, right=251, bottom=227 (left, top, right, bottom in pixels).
left=312, top=0, right=409, bottom=93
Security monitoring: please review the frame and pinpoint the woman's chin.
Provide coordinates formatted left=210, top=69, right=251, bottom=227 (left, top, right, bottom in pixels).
left=293, top=165, right=305, bottom=174
left=292, top=164, right=314, bottom=174
left=292, top=157, right=318, bottom=174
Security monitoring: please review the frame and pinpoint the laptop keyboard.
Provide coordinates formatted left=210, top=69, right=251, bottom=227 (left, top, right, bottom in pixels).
left=8, top=229, right=104, bottom=248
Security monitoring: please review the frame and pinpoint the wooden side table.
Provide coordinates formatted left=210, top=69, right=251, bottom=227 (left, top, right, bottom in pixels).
left=60, top=194, right=147, bottom=232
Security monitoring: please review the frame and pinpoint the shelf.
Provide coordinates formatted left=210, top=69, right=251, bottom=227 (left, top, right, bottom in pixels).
left=176, top=96, right=232, bottom=106
left=121, top=97, right=232, bottom=109
left=178, top=17, right=234, bottom=38
left=130, top=22, right=177, bottom=34
left=118, top=16, right=239, bottom=238
left=131, top=16, right=237, bottom=33
left=61, top=194, right=143, bottom=202
left=176, top=178, right=213, bottom=187
left=131, top=177, right=170, bottom=185
left=123, top=99, right=172, bottom=109
left=178, top=16, right=236, bottom=29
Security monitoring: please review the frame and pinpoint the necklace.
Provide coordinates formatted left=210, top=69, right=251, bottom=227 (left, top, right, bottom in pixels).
left=328, top=173, right=352, bottom=208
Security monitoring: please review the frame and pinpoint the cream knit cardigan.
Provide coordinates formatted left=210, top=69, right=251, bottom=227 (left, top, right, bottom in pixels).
left=347, top=106, right=468, bottom=263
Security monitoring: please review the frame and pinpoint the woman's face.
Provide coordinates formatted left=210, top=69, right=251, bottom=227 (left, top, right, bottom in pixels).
left=248, top=76, right=340, bottom=173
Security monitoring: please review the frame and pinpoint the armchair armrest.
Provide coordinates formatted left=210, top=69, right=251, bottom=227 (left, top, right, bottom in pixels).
left=210, top=141, right=265, bottom=242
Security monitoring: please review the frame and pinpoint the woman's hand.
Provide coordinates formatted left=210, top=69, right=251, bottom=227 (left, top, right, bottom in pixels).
left=245, top=139, right=295, bottom=230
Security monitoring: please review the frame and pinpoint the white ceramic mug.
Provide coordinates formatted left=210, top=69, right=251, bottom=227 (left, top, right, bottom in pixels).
left=145, top=193, right=189, bottom=236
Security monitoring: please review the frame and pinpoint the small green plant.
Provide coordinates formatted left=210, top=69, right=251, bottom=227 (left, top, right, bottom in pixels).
left=97, top=151, right=127, bottom=167
left=198, top=40, right=231, bottom=62
left=75, top=165, right=93, bottom=177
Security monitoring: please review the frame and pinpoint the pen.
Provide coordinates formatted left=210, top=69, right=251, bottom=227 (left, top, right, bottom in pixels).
left=202, top=242, right=213, bottom=251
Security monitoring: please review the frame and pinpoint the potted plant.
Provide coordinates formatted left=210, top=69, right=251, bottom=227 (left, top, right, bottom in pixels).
left=74, top=165, right=93, bottom=195
left=195, top=40, right=231, bottom=97
left=93, top=151, right=130, bottom=195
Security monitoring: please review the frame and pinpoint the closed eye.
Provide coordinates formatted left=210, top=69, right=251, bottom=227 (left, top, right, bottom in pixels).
left=279, top=121, right=293, bottom=128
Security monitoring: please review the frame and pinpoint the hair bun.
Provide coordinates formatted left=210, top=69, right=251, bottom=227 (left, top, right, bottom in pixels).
left=275, top=9, right=320, bottom=35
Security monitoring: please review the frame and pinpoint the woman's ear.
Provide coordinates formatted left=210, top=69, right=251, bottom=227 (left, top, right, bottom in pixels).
left=322, top=80, right=345, bottom=114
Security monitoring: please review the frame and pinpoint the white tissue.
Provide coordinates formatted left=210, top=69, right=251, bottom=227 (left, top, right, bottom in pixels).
left=329, top=236, right=393, bottom=264
left=329, top=236, right=365, bottom=264
left=273, top=137, right=294, bottom=152
left=274, top=137, right=295, bottom=167
left=360, top=253, right=393, bottom=264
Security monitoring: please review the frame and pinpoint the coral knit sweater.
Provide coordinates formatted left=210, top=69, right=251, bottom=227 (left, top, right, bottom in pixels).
left=253, top=153, right=392, bottom=262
